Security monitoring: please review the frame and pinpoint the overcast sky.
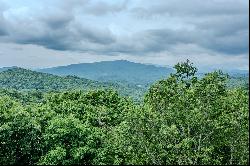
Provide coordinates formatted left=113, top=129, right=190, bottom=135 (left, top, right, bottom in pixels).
left=0, top=0, right=249, bottom=70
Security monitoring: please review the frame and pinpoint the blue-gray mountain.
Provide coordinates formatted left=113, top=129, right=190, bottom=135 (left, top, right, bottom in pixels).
left=38, top=60, right=174, bottom=85
left=0, top=60, right=248, bottom=93
left=0, top=66, right=17, bottom=72
left=0, top=67, right=146, bottom=101
left=37, top=60, right=248, bottom=87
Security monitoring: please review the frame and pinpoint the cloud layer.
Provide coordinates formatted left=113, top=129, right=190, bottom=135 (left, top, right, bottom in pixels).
left=0, top=0, right=249, bottom=69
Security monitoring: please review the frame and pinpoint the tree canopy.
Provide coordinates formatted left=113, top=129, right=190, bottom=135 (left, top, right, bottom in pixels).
left=0, top=60, right=248, bottom=165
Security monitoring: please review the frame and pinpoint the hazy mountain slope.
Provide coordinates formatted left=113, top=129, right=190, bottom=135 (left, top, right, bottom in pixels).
left=38, top=60, right=174, bottom=85
left=0, top=68, right=146, bottom=100
left=0, top=68, right=102, bottom=91
left=0, top=67, right=16, bottom=72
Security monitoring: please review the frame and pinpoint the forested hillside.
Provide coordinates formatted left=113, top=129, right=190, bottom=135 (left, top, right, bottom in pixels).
left=0, top=67, right=146, bottom=101
left=0, top=60, right=248, bottom=165
left=38, top=60, right=249, bottom=88
left=227, top=75, right=249, bottom=90
left=0, top=67, right=100, bottom=91
left=0, top=66, right=248, bottom=101
left=0, top=67, right=15, bottom=72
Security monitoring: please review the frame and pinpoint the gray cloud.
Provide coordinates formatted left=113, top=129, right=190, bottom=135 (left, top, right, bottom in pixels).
left=40, top=12, right=74, bottom=29
left=129, top=0, right=249, bottom=55
left=0, top=22, right=7, bottom=36
left=0, top=3, right=8, bottom=36
left=132, top=0, right=248, bottom=17
left=10, top=23, right=116, bottom=52
left=84, top=0, right=129, bottom=16
left=0, top=0, right=248, bottom=58
left=105, top=24, right=248, bottom=55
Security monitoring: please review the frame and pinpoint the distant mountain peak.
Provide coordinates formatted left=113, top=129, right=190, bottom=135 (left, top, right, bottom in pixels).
left=4, top=67, right=32, bottom=73
left=38, top=60, right=174, bottom=85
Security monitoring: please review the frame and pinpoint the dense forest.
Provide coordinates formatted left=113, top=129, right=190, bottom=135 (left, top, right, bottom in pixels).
left=0, top=60, right=249, bottom=165
left=0, top=67, right=146, bottom=101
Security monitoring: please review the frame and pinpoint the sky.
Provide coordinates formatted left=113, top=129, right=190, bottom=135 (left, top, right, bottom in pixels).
left=0, top=0, right=249, bottom=70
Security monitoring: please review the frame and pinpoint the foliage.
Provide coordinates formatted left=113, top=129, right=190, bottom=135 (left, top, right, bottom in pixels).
left=0, top=60, right=248, bottom=165
left=0, top=68, right=146, bottom=101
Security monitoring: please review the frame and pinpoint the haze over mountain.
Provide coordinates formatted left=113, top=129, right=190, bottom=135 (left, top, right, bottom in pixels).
left=0, top=66, right=17, bottom=72
left=38, top=60, right=248, bottom=85
left=0, top=67, right=146, bottom=100
left=38, top=60, right=174, bottom=85
left=0, top=61, right=248, bottom=101
left=1, top=60, right=248, bottom=88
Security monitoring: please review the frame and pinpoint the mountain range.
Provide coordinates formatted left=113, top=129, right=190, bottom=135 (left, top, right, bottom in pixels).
left=38, top=60, right=249, bottom=84
left=0, top=60, right=248, bottom=102
left=0, top=60, right=248, bottom=91
left=0, top=67, right=147, bottom=100
left=1, top=61, right=248, bottom=85
left=37, top=60, right=174, bottom=85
